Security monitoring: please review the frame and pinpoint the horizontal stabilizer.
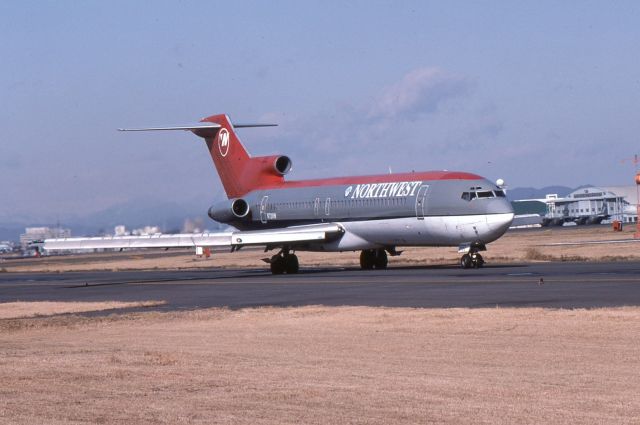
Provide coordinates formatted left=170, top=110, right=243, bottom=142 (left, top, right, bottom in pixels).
left=232, top=123, right=278, bottom=128
left=118, top=124, right=221, bottom=132
left=118, top=123, right=222, bottom=138
left=118, top=122, right=277, bottom=138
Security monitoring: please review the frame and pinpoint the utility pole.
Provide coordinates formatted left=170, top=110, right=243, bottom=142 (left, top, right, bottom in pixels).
left=636, top=160, right=640, bottom=238
left=622, top=154, right=640, bottom=238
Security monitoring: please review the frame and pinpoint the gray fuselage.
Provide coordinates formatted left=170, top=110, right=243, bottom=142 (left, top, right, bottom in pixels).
left=209, top=174, right=514, bottom=251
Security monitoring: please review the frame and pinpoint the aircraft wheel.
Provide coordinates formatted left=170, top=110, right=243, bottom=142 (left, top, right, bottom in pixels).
left=472, top=253, right=484, bottom=268
left=460, top=254, right=472, bottom=269
left=374, top=249, right=388, bottom=269
left=285, top=254, right=299, bottom=274
left=360, top=250, right=375, bottom=270
left=270, top=255, right=286, bottom=275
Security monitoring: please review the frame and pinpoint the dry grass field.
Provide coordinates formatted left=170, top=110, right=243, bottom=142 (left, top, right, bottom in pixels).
left=2, top=226, right=640, bottom=423
left=2, top=225, right=640, bottom=273
left=1, top=306, right=640, bottom=424
left=0, top=301, right=166, bottom=319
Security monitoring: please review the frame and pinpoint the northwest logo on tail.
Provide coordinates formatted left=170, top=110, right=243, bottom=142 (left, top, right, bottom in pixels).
left=218, top=128, right=230, bottom=157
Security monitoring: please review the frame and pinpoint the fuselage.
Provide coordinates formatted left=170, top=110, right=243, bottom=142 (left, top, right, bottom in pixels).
left=209, top=170, right=514, bottom=252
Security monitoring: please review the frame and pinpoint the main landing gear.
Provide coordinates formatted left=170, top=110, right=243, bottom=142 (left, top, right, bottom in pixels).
left=460, top=251, right=484, bottom=269
left=360, top=249, right=388, bottom=270
left=269, top=249, right=299, bottom=275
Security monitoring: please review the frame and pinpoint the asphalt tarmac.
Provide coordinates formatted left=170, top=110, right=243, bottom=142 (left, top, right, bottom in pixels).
left=2, top=261, right=640, bottom=312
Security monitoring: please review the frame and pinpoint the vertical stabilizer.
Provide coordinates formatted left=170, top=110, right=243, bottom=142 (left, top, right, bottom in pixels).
left=200, top=114, right=251, bottom=198
left=119, top=114, right=282, bottom=199
left=199, top=114, right=284, bottom=199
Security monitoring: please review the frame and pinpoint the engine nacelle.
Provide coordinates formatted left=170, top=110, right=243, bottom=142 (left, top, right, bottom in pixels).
left=208, top=198, right=250, bottom=223
left=273, top=155, right=292, bottom=175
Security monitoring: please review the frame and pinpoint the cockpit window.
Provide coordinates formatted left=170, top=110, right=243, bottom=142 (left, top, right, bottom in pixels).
left=462, top=189, right=505, bottom=201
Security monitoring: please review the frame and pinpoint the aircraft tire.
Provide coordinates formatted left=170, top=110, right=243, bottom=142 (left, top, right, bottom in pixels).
left=285, top=254, right=299, bottom=274
left=472, top=253, right=484, bottom=268
left=270, top=256, right=286, bottom=275
left=374, top=249, right=388, bottom=269
left=360, top=250, right=375, bottom=270
left=460, top=254, right=472, bottom=269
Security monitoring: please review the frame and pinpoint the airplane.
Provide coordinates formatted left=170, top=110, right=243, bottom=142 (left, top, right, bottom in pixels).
left=37, top=113, right=514, bottom=273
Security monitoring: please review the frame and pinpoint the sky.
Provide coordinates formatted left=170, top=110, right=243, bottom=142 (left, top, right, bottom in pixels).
left=2, top=1, right=640, bottom=225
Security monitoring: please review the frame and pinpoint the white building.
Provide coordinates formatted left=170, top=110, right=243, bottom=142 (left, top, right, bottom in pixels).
left=131, top=225, right=161, bottom=236
left=602, top=186, right=640, bottom=223
left=114, top=225, right=129, bottom=236
left=20, top=227, right=71, bottom=250
left=541, top=186, right=638, bottom=226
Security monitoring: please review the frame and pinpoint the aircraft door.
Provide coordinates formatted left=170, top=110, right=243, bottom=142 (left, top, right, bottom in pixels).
left=325, top=197, right=331, bottom=216
left=260, top=195, right=269, bottom=224
left=313, top=197, right=321, bottom=216
left=415, top=185, right=429, bottom=220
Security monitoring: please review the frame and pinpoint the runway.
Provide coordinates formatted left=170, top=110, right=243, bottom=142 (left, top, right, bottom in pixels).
left=2, top=261, right=640, bottom=311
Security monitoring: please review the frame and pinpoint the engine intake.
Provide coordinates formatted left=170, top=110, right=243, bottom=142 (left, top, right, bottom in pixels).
left=273, top=155, right=292, bottom=175
left=231, top=198, right=250, bottom=217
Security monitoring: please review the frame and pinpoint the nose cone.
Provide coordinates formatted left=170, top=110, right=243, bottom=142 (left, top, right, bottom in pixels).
left=492, top=197, right=515, bottom=215
left=484, top=199, right=514, bottom=243
left=482, top=197, right=514, bottom=242
left=494, top=198, right=513, bottom=214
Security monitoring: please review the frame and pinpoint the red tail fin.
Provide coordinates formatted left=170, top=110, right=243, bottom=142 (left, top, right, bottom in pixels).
left=200, top=114, right=286, bottom=198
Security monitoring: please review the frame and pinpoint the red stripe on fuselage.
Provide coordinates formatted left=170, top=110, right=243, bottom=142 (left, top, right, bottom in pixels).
left=251, top=171, right=483, bottom=191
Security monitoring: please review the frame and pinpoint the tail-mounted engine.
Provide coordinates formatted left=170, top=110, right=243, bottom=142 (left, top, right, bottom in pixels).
left=252, top=154, right=292, bottom=177
left=273, top=155, right=292, bottom=175
left=208, top=198, right=250, bottom=223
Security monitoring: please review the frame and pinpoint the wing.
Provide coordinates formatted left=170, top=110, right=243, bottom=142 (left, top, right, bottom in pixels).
left=35, top=223, right=344, bottom=251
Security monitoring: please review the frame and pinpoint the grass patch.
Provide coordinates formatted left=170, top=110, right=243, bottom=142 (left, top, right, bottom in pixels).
left=0, top=300, right=166, bottom=320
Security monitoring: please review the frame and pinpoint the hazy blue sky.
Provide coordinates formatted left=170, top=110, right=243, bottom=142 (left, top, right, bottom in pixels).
left=2, top=1, right=640, bottom=223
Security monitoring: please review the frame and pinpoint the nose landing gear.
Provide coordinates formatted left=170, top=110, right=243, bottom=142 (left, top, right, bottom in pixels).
left=460, top=252, right=484, bottom=269
left=458, top=242, right=486, bottom=269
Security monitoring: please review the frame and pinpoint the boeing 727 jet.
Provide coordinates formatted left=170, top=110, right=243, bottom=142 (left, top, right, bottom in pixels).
left=39, top=113, right=514, bottom=273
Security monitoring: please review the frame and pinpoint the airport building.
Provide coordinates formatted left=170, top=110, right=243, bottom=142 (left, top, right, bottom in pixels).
left=515, top=186, right=639, bottom=227
left=20, top=226, right=71, bottom=251
left=0, top=241, right=14, bottom=253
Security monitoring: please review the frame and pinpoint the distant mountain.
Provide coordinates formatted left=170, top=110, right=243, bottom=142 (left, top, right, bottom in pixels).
left=506, top=185, right=590, bottom=201
left=72, top=199, right=206, bottom=232
left=0, top=198, right=224, bottom=243
left=0, top=223, right=28, bottom=243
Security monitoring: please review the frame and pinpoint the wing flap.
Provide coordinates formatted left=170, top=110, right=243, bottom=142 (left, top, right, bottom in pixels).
left=231, top=223, right=343, bottom=245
